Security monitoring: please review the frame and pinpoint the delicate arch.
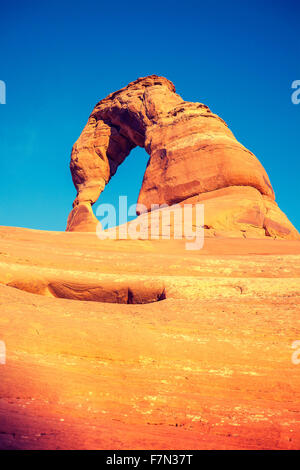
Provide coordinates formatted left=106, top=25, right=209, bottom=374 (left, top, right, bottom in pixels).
left=66, top=75, right=299, bottom=240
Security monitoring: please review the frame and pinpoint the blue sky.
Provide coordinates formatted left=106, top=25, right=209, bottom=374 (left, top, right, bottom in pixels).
left=0, top=0, right=299, bottom=231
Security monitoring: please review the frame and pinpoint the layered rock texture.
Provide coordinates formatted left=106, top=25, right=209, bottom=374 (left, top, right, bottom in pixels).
left=67, top=75, right=299, bottom=240
left=1, top=227, right=300, bottom=449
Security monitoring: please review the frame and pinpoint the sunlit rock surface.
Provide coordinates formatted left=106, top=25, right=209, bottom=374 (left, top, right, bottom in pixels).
left=0, top=226, right=300, bottom=449
left=67, top=75, right=299, bottom=240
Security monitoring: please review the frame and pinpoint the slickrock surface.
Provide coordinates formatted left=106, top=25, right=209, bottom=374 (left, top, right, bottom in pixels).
left=1, top=226, right=300, bottom=449
left=67, top=75, right=299, bottom=240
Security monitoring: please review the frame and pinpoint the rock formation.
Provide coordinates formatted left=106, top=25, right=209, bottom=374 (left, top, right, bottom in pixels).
left=66, top=75, right=299, bottom=240
left=1, top=227, right=300, bottom=449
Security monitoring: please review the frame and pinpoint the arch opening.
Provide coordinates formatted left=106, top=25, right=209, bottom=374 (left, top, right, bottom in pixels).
left=94, top=146, right=150, bottom=229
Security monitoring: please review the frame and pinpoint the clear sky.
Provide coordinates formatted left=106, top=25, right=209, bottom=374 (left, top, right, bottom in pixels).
left=0, top=0, right=299, bottom=231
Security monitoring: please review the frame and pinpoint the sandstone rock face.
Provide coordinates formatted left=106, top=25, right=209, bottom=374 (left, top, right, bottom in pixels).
left=67, top=75, right=299, bottom=240
left=1, top=227, right=300, bottom=449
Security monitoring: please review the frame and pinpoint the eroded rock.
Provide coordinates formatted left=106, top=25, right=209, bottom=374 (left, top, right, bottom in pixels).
left=67, top=75, right=299, bottom=240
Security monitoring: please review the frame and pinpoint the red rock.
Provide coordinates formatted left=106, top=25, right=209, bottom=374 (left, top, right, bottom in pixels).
left=66, top=202, right=99, bottom=232
left=1, top=227, right=300, bottom=449
left=66, top=75, right=299, bottom=240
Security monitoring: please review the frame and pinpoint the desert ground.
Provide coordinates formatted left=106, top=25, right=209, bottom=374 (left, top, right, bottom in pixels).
left=0, top=226, right=300, bottom=449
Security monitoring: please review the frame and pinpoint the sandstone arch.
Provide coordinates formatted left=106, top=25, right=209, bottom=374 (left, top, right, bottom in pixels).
left=66, top=75, right=299, bottom=239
